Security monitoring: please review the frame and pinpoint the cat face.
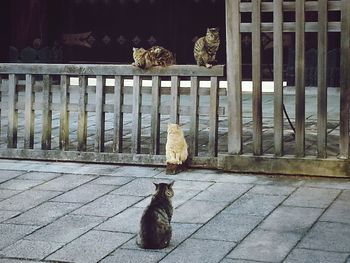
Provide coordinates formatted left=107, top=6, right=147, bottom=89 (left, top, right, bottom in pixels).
left=133, top=47, right=147, bottom=66
left=167, top=123, right=181, bottom=135
left=206, top=27, right=220, bottom=41
left=154, top=181, right=174, bottom=198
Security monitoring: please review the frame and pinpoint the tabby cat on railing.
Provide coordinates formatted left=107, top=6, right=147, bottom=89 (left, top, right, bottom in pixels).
left=132, top=46, right=176, bottom=69
left=194, top=27, right=220, bottom=68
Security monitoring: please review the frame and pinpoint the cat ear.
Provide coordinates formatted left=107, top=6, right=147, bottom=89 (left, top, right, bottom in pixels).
left=153, top=182, right=159, bottom=189
left=169, top=181, right=175, bottom=187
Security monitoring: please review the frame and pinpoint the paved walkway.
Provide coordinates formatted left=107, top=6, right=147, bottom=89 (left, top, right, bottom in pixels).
left=0, top=159, right=349, bottom=263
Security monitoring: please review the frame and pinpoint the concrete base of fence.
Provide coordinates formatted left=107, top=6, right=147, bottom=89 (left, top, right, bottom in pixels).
left=218, top=154, right=350, bottom=178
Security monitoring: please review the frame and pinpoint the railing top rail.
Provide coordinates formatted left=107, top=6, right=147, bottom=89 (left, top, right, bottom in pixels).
left=0, top=63, right=225, bottom=77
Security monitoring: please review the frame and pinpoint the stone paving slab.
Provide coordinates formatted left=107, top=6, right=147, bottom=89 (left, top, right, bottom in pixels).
left=284, top=248, right=349, bottom=263
left=227, top=229, right=302, bottom=262
left=46, top=230, right=134, bottom=263
left=258, top=206, right=324, bottom=234
left=5, top=201, right=81, bottom=226
left=0, top=239, right=64, bottom=260
left=298, top=221, right=350, bottom=253
left=0, top=160, right=350, bottom=263
left=101, top=249, right=166, bottom=263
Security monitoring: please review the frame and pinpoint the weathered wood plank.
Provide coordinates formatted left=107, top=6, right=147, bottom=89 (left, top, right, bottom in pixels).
left=113, top=76, right=123, bottom=153
left=151, top=76, right=161, bottom=155
left=252, top=0, right=262, bottom=155
left=240, top=22, right=341, bottom=33
left=218, top=154, right=350, bottom=178
left=7, top=74, right=17, bottom=148
left=95, top=76, right=105, bottom=152
left=209, top=77, right=219, bottom=157
left=0, top=64, right=225, bottom=77
left=131, top=75, right=141, bottom=154
left=59, top=75, right=69, bottom=150
left=41, top=75, right=52, bottom=150
left=226, top=0, right=242, bottom=154
left=45, top=103, right=226, bottom=116
left=295, top=0, right=305, bottom=157
left=189, top=76, right=199, bottom=157
left=339, top=0, right=350, bottom=159
left=317, top=0, right=328, bottom=159
left=77, top=76, right=88, bottom=151
left=240, top=1, right=341, bottom=13
left=273, top=0, right=284, bottom=156
left=170, top=76, right=179, bottom=124
left=24, top=74, right=35, bottom=149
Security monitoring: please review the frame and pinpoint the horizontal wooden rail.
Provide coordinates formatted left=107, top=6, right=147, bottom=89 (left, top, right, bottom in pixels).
left=0, top=64, right=225, bottom=77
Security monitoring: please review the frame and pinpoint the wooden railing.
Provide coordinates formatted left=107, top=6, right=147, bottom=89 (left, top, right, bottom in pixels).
left=0, top=64, right=225, bottom=167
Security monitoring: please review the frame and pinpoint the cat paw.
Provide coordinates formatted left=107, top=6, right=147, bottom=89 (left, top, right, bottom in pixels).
left=205, top=63, right=213, bottom=68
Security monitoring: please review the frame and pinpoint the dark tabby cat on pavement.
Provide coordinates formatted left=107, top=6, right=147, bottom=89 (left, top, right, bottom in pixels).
left=132, top=46, right=176, bottom=69
left=136, top=181, right=174, bottom=249
left=194, top=27, right=220, bottom=68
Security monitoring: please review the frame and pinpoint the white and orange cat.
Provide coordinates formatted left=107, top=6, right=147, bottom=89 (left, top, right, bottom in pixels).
left=165, top=123, right=188, bottom=165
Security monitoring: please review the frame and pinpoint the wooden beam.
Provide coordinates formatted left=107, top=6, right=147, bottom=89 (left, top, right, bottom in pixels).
left=24, top=74, right=35, bottom=149
left=131, top=75, right=141, bottom=154
left=189, top=76, right=199, bottom=157
left=170, top=76, right=179, bottom=124
left=151, top=76, right=161, bottom=155
left=7, top=74, right=17, bottom=148
left=295, top=0, right=305, bottom=157
left=59, top=75, right=69, bottom=150
left=317, top=0, right=328, bottom=158
left=95, top=75, right=105, bottom=152
left=273, top=0, right=284, bottom=156
left=252, top=0, right=262, bottom=155
left=226, top=0, right=242, bottom=154
left=41, top=75, right=52, bottom=150
left=339, top=0, right=350, bottom=159
left=77, top=76, right=88, bottom=151
left=0, top=64, right=225, bottom=77
left=209, top=77, right=219, bottom=157
left=113, top=76, right=123, bottom=153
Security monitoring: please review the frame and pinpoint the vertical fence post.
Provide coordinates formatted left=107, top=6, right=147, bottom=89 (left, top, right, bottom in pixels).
left=0, top=76, right=2, bottom=141
left=151, top=76, right=161, bottom=155
left=113, top=76, right=123, bottom=153
left=317, top=0, right=328, bottom=158
left=295, top=0, right=305, bottom=157
left=41, top=75, right=52, bottom=150
left=339, top=0, right=350, bottom=159
left=274, top=0, right=284, bottom=156
left=7, top=74, right=17, bottom=148
left=95, top=75, right=105, bottom=152
left=77, top=76, right=88, bottom=151
left=209, top=77, right=219, bottom=157
left=60, top=75, right=69, bottom=150
left=226, top=0, right=242, bottom=154
left=131, top=75, right=141, bottom=154
left=24, top=74, right=35, bottom=149
left=189, top=76, right=199, bottom=157
left=170, top=76, right=179, bottom=124
left=252, top=0, right=262, bottom=155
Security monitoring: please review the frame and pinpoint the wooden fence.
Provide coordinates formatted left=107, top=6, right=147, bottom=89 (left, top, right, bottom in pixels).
left=222, top=0, right=349, bottom=177
left=0, top=0, right=349, bottom=177
left=0, top=64, right=225, bottom=167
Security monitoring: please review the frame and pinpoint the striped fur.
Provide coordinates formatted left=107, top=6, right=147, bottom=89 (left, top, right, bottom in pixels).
left=136, top=182, right=174, bottom=249
left=132, top=46, right=176, bottom=69
left=194, top=27, right=220, bottom=68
